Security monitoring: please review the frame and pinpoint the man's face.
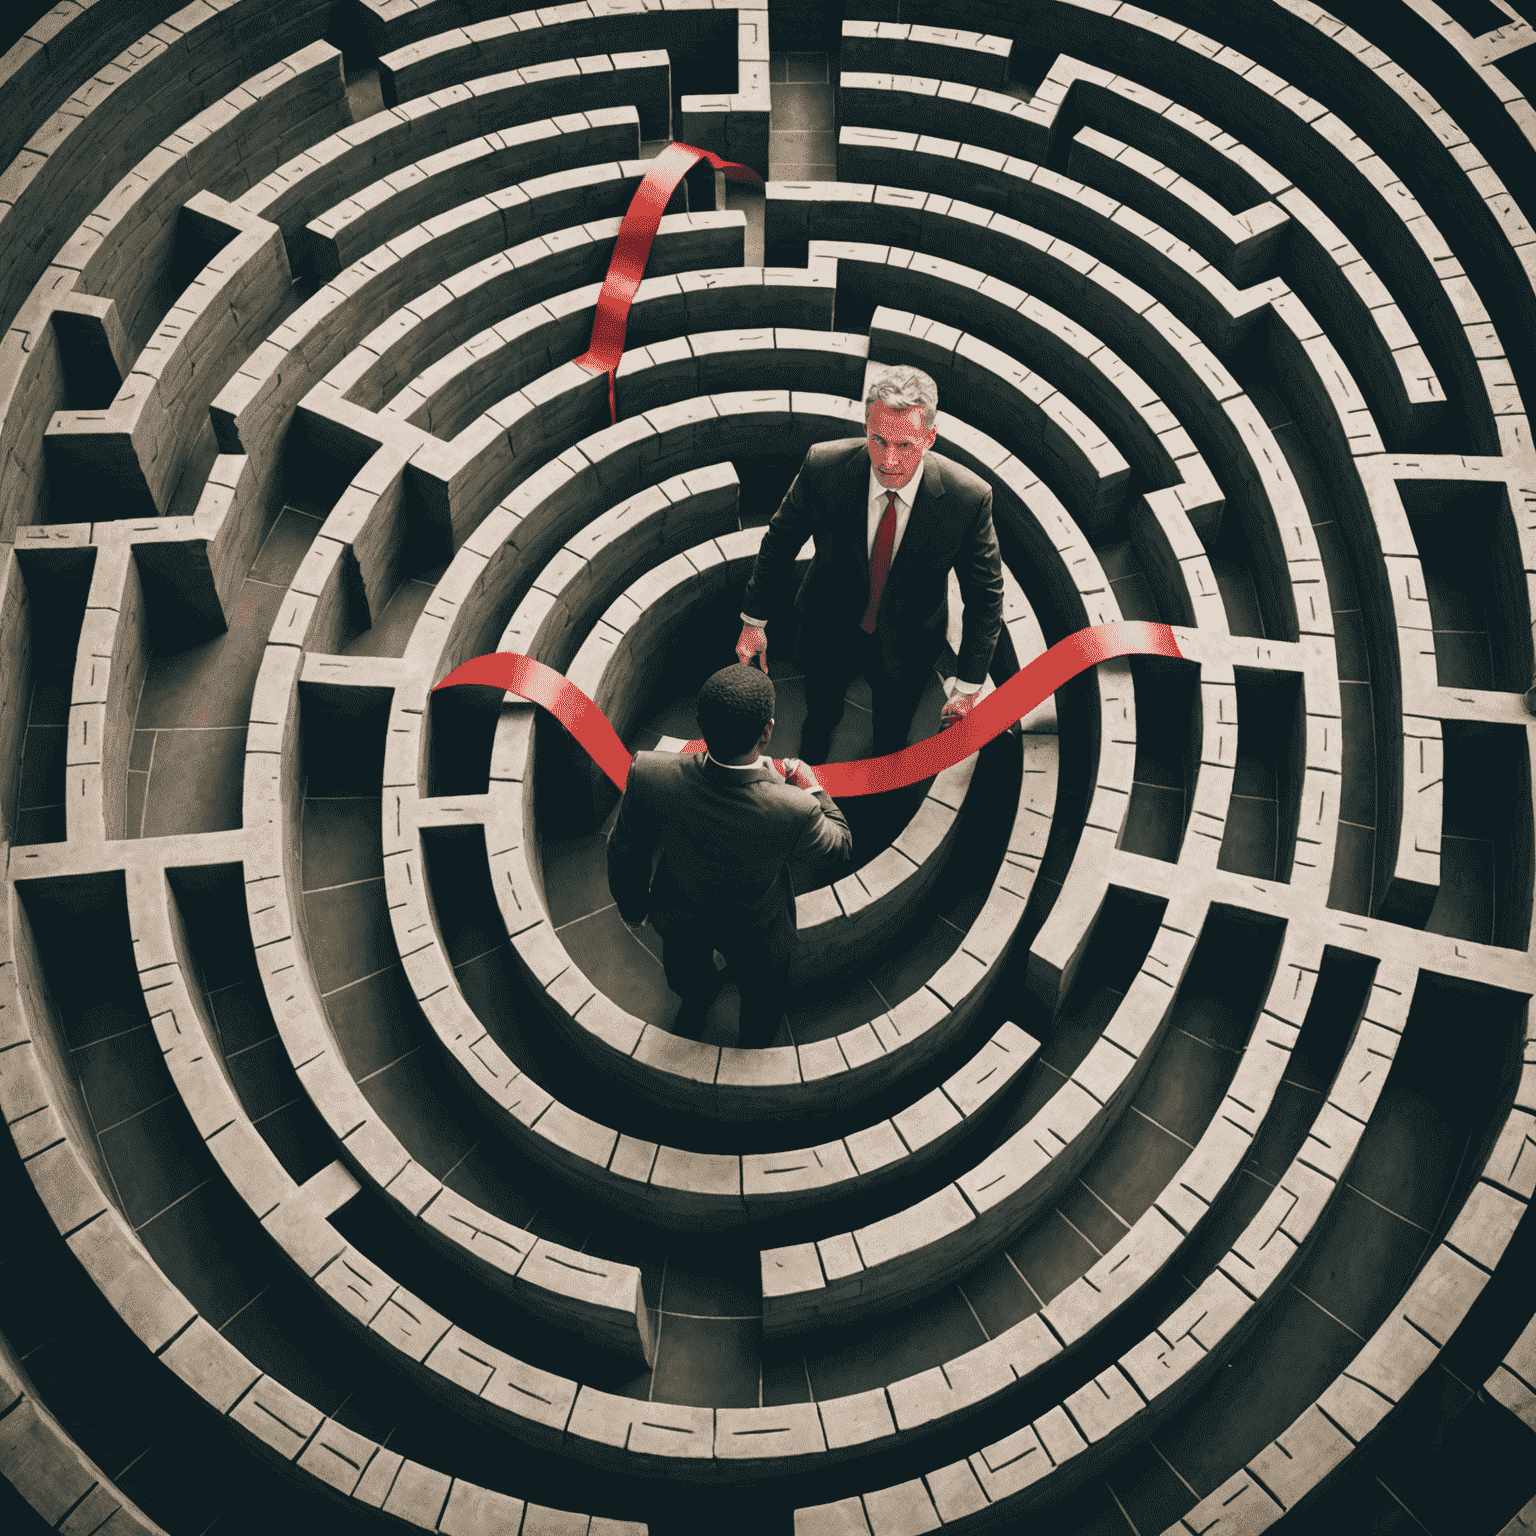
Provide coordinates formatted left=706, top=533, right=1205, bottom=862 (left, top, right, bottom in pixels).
left=866, top=400, right=937, bottom=490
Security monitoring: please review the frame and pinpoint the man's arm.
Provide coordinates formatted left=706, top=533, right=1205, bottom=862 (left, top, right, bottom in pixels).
left=740, top=454, right=818, bottom=619
left=788, top=787, right=853, bottom=867
left=605, top=762, right=658, bottom=927
left=954, top=486, right=1005, bottom=687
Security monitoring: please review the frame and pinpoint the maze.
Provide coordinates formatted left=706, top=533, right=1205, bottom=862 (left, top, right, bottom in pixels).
left=0, top=1, right=1533, bottom=1533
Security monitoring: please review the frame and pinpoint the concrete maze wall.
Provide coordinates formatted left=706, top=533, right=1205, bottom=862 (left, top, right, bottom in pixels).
left=0, top=1, right=1534, bottom=1534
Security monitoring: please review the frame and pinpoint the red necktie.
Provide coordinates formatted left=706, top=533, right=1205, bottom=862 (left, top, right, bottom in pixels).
left=861, top=490, right=897, bottom=633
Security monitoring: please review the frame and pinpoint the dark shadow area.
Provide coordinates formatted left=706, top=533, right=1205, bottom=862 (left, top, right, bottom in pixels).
left=1429, top=720, right=1534, bottom=950
left=1433, top=0, right=1521, bottom=32
left=736, top=453, right=814, bottom=527
left=1142, top=958, right=1512, bottom=1520
left=1219, top=668, right=1303, bottom=882
left=134, top=201, right=239, bottom=356
left=0, top=1091, right=384, bottom=1536
left=739, top=905, right=1289, bottom=1517
left=1037, top=884, right=1166, bottom=1068
left=11, top=873, right=447, bottom=1497
left=168, top=863, right=335, bottom=1184
left=831, top=285, right=878, bottom=337
left=426, top=683, right=499, bottom=798
left=1207, top=497, right=1282, bottom=641
left=51, top=307, right=125, bottom=412
left=328, top=1183, right=643, bottom=1391
left=283, top=417, right=367, bottom=522
left=299, top=682, right=389, bottom=799
left=11, top=547, right=93, bottom=845
left=765, top=905, right=1283, bottom=1465
left=1122, top=654, right=1198, bottom=862
left=127, top=499, right=320, bottom=841
left=1327, top=1110, right=1536, bottom=1533
left=1402, top=479, right=1532, bottom=693
left=1173, top=943, right=1377, bottom=1294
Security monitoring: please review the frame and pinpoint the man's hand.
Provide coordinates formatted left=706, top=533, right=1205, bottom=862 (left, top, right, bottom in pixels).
left=940, top=688, right=979, bottom=730
left=780, top=757, right=822, bottom=792
left=735, top=623, right=768, bottom=671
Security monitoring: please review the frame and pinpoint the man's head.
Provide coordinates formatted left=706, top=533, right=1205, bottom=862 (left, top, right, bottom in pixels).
left=697, top=663, right=775, bottom=758
left=865, top=366, right=939, bottom=491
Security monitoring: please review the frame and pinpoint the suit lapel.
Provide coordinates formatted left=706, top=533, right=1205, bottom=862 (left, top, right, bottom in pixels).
left=839, top=446, right=874, bottom=608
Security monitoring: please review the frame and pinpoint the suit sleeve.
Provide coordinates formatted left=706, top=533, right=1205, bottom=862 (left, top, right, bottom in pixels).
left=790, top=788, right=854, bottom=867
left=605, top=762, right=657, bottom=924
left=740, top=453, right=817, bottom=618
left=955, top=484, right=1005, bottom=687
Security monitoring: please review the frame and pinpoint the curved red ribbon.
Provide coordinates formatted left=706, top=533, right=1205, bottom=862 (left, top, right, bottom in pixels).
left=433, top=621, right=1182, bottom=797
left=575, top=142, right=766, bottom=423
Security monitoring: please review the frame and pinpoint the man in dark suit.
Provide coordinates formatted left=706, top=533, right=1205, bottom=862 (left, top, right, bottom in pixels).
left=606, top=664, right=852, bottom=1047
left=735, top=366, right=1005, bottom=763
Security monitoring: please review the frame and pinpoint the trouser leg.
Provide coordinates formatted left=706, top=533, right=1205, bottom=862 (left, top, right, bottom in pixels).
left=722, top=921, right=795, bottom=1048
left=799, top=653, right=860, bottom=763
left=868, top=658, right=937, bottom=758
left=661, top=921, right=721, bottom=1002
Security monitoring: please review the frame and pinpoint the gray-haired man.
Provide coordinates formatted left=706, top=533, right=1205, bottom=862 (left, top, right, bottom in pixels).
left=734, top=366, right=1005, bottom=763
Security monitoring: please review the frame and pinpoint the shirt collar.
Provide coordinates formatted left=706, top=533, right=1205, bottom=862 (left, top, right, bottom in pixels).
left=705, top=751, right=767, bottom=770
left=869, top=460, right=923, bottom=510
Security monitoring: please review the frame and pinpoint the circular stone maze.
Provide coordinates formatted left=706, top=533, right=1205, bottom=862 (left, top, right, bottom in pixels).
left=0, top=1, right=1534, bottom=1534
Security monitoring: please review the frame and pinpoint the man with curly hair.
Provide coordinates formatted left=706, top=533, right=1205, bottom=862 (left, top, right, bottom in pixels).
left=606, top=664, right=852, bottom=1047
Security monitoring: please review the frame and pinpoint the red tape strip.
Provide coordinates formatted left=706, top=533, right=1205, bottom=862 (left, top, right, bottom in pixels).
left=433, top=621, right=1183, bottom=797
left=574, top=142, right=765, bottom=423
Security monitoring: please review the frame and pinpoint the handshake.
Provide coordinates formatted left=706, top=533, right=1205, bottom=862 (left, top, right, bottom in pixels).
left=736, top=619, right=986, bottom=743
left=736, top=624, right=821, bottom=791
left=776, top=757, right=822, bottom=792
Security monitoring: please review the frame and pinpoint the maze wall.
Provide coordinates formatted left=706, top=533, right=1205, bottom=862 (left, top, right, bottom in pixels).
left=0, top=1, right=1534, bottom=1533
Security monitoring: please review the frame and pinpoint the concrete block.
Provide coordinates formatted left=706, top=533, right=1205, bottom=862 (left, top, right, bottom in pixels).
left=439, top=1480, right=527, bottom=1535
left=1246, top=1404, right=1352, bottom=1510
left=715, top=1402, right=825, bottom=1461
left=852, top=1183, right=973, bottom=1271
left=968, top=1423, right=1052, bottom=1500
left=565, top=1389, right=714, bottom=1463
left=231, top=1374, right=322, bottom=1459
left=296, top=1417, right=378, bottom=1497
left=793, top=1498, right=871, bottom=1536
left=1174, top=1472, right=1285, bottom=1534
left=818, top=1388, right=896, bottom=1450
left=161, top=1317, right=261, bottom=1415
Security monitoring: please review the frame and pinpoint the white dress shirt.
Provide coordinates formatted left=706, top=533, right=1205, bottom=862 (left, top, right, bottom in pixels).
left=741, top=457, right=979, bottom=694
left=862, top=464, right=919, bottom=560
left=706, top=752, right=767, bottom=770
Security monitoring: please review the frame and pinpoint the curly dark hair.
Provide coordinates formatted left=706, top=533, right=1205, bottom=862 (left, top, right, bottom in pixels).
left=695, top=664, right=775, bottom=756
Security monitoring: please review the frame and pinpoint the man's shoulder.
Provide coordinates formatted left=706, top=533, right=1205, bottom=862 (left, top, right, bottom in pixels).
left=628, top=749, right=700, bottom=788
left=927, top=450, right=992, bottom=505
left=630, top=753, right=816, bottom=820
left=741, top=778, right=834, bottom=835
left=749, top=776, right=819, bottom=811
left=803, top=438, right=867, bottom=473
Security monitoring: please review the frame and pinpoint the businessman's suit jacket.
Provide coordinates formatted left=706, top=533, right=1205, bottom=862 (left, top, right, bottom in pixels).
left=606, top=751, right=853, bottom=938
left=741, top=440, right=1005, bottom=687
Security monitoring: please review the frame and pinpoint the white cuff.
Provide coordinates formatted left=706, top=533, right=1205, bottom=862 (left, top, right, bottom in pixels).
left=740, top=613, right=767, bottom=628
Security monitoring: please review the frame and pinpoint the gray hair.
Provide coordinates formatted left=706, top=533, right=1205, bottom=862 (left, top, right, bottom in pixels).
left=865, top=365, right=938, bottom=430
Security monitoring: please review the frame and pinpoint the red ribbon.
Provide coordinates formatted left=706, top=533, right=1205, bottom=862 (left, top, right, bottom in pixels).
left=574, top=142, right=766, bottom=423
left=433, top=621, right=1182, bottom=797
